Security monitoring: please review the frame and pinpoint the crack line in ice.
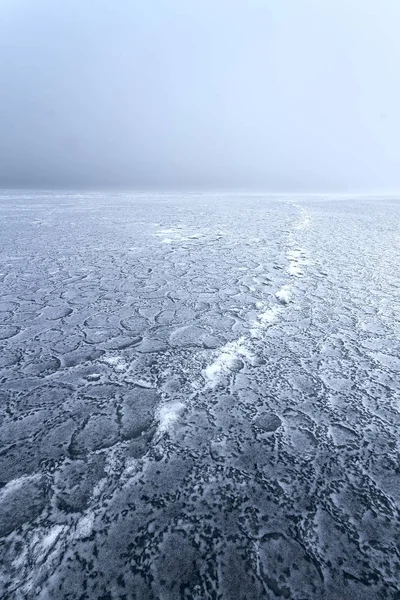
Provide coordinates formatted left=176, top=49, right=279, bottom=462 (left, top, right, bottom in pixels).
left=203, top=202, right=312, bottom=387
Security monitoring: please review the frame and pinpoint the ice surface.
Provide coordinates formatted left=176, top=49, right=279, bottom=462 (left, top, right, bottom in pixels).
left=0, top=191, right=400, bottom=599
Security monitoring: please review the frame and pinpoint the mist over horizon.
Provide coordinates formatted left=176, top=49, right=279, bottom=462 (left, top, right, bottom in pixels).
left=1, top=0, right=400, bottom=190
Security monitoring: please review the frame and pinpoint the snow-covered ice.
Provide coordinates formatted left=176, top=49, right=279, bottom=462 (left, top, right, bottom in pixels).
left=0, top=190, right=400, bottom=599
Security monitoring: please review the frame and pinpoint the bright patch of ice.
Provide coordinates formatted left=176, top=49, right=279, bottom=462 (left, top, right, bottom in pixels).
left=156, top=402, right=185, bottom=434
left=275, top=284, right=293, bottom=304
left=250, top=305, right=282, bottom=338
left=0, top=473, right=41, bottom=497
left=132, top=378, right=154, bottom=389
left=257, top=305, right=282, bottom=327
left=204, top=337, right=252, bottom=386
left=102, top=355, right=128, bottom=372
left=74, top=512, right=95, bottom=540
left=154, top=226, right=206, bottom=245
left=33, top=525, right=66, bottom=560
left=91, top=477, right=107, bottom=499
left=286, top=248, right=308, bottom=277
left=294, top=213, right=311, bottom=230
left=11, top=545, right=28, bottom=570
left=287, top=262, right=303, bottom=276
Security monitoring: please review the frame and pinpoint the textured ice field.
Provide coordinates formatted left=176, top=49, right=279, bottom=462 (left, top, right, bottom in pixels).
left=0, top=191, right=400, bottom=599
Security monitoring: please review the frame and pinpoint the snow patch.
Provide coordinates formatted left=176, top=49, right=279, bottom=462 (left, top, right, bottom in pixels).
left=286, top=248, right=309, bottom=277
left=275, top=284, right=293, bottom=304
left=156, top=402, right=185, bottom=434
left=256, top=305, right=282, bottom=327
left=0, top=473, right=41, bottom=498
left=102, top=355, right=128, bottom=372
left=294, top=213, right=311, bottom=230
left=287, top=262, right=303, bottom=276
left=154, top=227, right=203, bottom=244
left=74, top=512, right=95, bottom=540
left=32, top=525, right=66, bottom=560
left=132, top=378, right=154, bottom=389
left=250, top=305, right=282, bottom=338
left=204, top=337, right=252, bottom=386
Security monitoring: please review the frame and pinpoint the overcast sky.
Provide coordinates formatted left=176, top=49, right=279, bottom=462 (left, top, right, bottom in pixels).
left=1, top=0, right=400, bottom=190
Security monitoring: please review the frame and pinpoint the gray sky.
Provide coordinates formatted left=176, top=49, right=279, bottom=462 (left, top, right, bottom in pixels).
left=1, top=0, right=400, bottom=190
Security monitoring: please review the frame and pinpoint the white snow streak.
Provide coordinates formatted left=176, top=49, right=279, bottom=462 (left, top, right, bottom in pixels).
left=250, top=305, right=282, bottom=339
left=204, top=337, right=253, bottom=387
left=203, top=202, right=312, bottom=387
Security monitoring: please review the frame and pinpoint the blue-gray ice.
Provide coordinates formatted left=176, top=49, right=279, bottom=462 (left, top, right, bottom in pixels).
left=0, top=192, right=399, bottom=599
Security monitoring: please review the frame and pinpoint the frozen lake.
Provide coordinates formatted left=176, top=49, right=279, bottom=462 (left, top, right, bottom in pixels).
left=0, top=191, right=400, bottom=599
